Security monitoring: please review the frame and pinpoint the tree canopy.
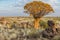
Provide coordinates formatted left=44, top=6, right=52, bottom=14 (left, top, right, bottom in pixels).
left=24, top=1, right=54, bottom=18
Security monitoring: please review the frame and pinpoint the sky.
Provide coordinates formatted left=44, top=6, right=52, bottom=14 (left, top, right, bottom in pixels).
left=0, top=0, right=60, bottom=17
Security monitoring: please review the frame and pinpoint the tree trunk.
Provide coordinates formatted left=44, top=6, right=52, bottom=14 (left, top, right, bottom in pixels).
left=34, top=18, right=40, bottom=29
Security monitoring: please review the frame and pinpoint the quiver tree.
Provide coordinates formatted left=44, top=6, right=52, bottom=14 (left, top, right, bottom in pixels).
left=24, top=1, right=54, bottom=29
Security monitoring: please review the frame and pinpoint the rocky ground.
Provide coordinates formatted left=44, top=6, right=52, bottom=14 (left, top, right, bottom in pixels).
left=0, top=17, right=60, bottom=40
left=0, top=25, right=42, bottom=40
left=0, top=25, right=60, bottom=40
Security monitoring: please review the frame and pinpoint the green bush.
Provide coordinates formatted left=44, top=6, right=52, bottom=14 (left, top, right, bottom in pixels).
left=39, top=20, right=48, bottom=29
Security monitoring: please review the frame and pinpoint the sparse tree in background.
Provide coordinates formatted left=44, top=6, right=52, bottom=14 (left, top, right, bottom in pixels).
left=24, top=1, right=54, bottom=29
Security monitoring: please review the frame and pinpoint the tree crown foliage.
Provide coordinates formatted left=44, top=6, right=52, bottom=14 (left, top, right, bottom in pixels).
left=24, top=1, right=54, bottom=18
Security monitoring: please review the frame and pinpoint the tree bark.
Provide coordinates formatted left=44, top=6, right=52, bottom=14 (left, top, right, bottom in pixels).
left=34, top=18, right=40, bottom=29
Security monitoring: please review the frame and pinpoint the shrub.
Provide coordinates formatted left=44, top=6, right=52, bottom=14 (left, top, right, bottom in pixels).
left=39, top=20, right=48, bottom=29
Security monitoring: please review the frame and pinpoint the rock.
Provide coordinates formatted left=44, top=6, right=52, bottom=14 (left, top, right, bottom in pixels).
left=0, top=25, right=60, bottom=40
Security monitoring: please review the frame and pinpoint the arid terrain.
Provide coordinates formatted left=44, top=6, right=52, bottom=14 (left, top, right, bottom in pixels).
left=0, top=17, right=60, bottom=40
left=0, top=17, right=60, bottom=28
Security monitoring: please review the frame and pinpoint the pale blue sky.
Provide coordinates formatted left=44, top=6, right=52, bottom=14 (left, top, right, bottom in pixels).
left=0, top=0, right=60, bottom=17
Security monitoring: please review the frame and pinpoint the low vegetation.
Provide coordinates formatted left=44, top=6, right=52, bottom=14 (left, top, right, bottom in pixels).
left=0, top=17, right=60, bottom=40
